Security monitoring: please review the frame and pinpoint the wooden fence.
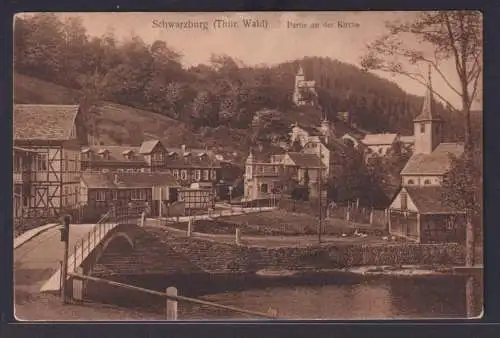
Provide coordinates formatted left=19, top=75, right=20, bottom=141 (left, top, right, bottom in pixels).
left=278, top=199, right=388, bottom=228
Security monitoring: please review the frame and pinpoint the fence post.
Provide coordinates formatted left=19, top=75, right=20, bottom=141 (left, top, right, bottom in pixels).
left=166, top=286, right=178, bottom=320
left=187, top=218, right=193, bottom=237
left=235, top=227, right=241, bottom=245
left=370, top=209, right=374, bottom=225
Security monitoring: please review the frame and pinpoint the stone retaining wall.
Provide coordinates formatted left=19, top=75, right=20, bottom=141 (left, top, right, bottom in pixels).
left=152, top=230, right=465, bottom=274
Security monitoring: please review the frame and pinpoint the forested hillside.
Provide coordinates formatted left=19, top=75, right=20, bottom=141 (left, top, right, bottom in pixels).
left=14, top=13, right=480, bottom=153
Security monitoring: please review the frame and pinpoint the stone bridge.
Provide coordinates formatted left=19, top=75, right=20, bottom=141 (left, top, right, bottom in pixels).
left=40, top=220, right=143, bottom=293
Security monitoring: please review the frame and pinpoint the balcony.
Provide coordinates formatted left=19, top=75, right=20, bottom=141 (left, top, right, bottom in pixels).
left=13, top=171, right=31, bottom=184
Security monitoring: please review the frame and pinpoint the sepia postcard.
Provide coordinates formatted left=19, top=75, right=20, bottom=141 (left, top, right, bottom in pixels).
left=12, top=11, right=483, bottom=321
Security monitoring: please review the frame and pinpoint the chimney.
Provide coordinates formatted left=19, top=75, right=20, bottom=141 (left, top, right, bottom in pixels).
left=181, top=144, right=186, bottom=154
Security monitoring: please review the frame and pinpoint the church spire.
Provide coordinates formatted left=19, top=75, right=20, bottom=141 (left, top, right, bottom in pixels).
left=413, top=64, right=442, bottom=122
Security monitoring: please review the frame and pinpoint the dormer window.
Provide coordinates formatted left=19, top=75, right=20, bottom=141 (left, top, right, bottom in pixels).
left=81, top=148, right=92, bottom=160
left=98, top=149, right=110, bottom=160
left=122, top=149, right=134, bottom=160
left=168, top=151, right=178, bottom=159
left=198, top=152, right=207, bottom=161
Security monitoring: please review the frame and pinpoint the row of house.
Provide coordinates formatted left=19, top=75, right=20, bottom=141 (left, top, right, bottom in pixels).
left=13, top=104, right=224, bottom=224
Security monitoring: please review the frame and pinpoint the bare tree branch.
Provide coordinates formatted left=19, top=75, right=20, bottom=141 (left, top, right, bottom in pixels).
left=444, top=13, right=465, bottom=80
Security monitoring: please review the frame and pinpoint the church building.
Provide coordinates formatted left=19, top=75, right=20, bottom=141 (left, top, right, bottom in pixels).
left=388, top=68, right=466, bottom=243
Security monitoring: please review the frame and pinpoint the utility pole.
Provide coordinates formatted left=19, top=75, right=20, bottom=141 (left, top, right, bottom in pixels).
left=60, top=214, right=71, bottom=304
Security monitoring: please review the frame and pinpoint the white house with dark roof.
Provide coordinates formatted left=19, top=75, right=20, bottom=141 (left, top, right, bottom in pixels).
left=244, top=149, right=326, bottom=201
left=388, top=69, right=466, bottom=243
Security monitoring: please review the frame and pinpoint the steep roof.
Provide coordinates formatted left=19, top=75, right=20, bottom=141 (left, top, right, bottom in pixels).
left=139, top=139, right=162, bottom=154
left=405, top=186, right=463, bottom=214
left=14, top=104, right=79, bottom=141
left=361, top=133, right=398, bottom=146
left=286, top=152, right=324, bottom=168
left=81, top=172, right=180, bottom=189
left=413, top=69, right=443, bottom=122
left=401, top=143, right=464, bottom=175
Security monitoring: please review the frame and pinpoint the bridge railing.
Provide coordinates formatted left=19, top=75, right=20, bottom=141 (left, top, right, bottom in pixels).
left=68, top=206, right=146, bottom=273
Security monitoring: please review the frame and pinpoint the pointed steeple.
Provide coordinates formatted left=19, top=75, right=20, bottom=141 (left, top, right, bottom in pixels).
left=297, top=65, right=304, bottom=76
left=413, top=64, right=442, bottom=122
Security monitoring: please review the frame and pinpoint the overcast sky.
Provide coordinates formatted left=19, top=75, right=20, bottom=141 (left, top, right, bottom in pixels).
left=54, top=11, right=481, bottom=110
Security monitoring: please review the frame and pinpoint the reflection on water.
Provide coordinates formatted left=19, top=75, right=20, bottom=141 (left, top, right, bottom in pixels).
left=85, top=273, right=483, bottom=320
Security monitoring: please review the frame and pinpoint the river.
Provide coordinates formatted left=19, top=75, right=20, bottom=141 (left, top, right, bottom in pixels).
left=85, top=272, right=483, bottom=320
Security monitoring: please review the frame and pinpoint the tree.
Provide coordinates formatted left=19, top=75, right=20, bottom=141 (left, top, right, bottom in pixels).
left=361, top=11, right=482, bottom=156
left=442, top=150, right=482, bottom=265
left=250, top=109, right=289, bottom=147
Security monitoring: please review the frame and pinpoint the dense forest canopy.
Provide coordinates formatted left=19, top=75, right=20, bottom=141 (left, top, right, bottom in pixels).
left=14, top=13, right=480, bottom=148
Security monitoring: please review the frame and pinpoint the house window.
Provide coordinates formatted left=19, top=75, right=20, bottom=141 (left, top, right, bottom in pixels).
left=173, top=169, right=179, bottom=179
left=400, top=192, right=408, bottom=210
left=203, top=170, right=209, bottom=181
left=407, top=179, right=415, bottom=185
left=152, top=152, right=164, bottom=162
left=34, top=154, right=48, bottom=171
left=260, top=183, right=268, bottom=193
left=112, top=190, right=118, bottom=200
left=424, top=179, right=431, bottom=185
left=96, top=190, right=106, bottom=201
left=181, top=170, right=187, bottom=180
left=131, top=189, right=146, bottom=200
left=195, top=170, right=201, bottom=181
left=211, top=169, right=216, bottom=180
left=420, top=123, right=426, bottom=133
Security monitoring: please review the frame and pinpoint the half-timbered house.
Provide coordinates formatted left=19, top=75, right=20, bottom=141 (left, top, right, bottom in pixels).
left=13, top=146, right=37, bottom=227
left=13, top=104, right=86, bottom=219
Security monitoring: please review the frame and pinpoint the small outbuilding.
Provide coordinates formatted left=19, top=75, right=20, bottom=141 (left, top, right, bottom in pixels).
left=388, top=186, right=466, bottom=243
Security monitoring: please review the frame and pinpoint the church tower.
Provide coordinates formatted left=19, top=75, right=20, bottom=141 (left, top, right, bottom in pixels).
left=413, top=66, right=444, bottom=154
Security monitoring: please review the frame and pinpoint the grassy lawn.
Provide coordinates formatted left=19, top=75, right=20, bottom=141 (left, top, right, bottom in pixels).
left=168, top=210, right=387, bottom=238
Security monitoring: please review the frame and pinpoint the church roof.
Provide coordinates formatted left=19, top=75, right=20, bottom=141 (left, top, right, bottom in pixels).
left=400, top=142, right=464, bottom=175
left=404, top=186, right=464, bottom=214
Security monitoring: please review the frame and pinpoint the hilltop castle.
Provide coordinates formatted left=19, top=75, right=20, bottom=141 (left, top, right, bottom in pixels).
left=293, top=66, right=317, bottom=106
